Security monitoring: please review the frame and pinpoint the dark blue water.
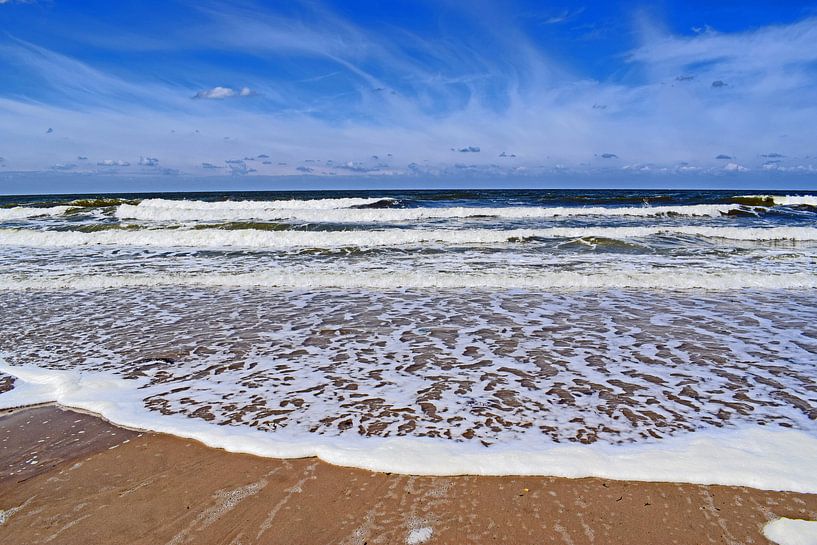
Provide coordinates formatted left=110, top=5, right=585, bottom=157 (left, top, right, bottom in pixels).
left=3, top=187, right=816, bottom=208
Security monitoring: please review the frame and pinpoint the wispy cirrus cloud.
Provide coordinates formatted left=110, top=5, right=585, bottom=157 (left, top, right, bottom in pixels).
left=537, top=7, right=586, bottom=25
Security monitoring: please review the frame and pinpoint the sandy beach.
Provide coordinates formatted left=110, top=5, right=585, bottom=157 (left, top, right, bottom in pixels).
left=1, top=405, right=814, bottom=545
left=3, top=0, right=817, bottom=541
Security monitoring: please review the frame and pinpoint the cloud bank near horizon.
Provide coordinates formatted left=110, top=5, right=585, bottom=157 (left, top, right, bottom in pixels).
left=1, top=0, right=817, bottom=191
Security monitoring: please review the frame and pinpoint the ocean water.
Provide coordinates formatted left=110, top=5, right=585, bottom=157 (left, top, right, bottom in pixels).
left=1, top=189, right=816, bottom=490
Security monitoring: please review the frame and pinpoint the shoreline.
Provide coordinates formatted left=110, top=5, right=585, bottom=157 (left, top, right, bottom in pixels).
left=2, top=405, right=816, bottom=544
left=4, top=361, right=817, bottom=493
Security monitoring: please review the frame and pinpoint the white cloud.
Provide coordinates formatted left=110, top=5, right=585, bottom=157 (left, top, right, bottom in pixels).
left=193, top=86, right=255, bottom=99
left=97, top=159, right=130, bottom=167
left=138, top=156, right=159, bottom=166
left=631, top=18, right=817, bottom=70
left=193, top=86, right=235, bottom=99
left=724, top=162, right=749, bottom=172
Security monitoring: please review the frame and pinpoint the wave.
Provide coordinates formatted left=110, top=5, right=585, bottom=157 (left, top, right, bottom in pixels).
left=66, top=198, right=137, bottom=209
left=0, top=206, right=71, bottom=220
left=1, top=226, right=816, bottom=249
left=115, top=202, right=745, bottom=222
left=132, top=197, right=397, bottom=211
left=1, top=361, right=816, bottom=491
left=2, top=270, right=815, bottom=290
left=734, top=194, right=817, bottom=207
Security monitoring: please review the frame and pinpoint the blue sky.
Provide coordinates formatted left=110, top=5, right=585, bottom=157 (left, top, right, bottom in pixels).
left=2, top=0, right=817, bottom=193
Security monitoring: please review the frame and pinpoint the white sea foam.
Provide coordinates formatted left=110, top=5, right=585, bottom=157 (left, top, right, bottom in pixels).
left=115, top=202, right=743, bottom=222
left=7, top=288, right=815, bottom=445
left=0, top=206, right=71, bottom=220
left=2, top=226, right=815, bottom=249
left=3, top=288, right=816, bottom=487
left=764, top=518, right=817, bottom=545
left=133, top=197, right=395, bottom=211
left=2, top=360, right=817, bottom=492
left=406, top=527, right=433, bottom=544
left=741, top=195, right=817, bottom=207
left=1, top=269, right=815, bottom=290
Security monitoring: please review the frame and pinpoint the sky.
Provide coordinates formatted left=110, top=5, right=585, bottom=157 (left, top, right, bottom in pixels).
left=2, top=0, right=817, bottom=193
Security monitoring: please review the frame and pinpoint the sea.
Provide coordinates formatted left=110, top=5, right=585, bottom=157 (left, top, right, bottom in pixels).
left=1, top=189, right=816, bottom=490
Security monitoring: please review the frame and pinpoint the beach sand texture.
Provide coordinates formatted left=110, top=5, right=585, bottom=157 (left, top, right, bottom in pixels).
left=2, top=406, right=816, bottom=545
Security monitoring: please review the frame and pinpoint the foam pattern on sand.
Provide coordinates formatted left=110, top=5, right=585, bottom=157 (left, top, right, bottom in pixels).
left=1, top=288, right=816, bottom=490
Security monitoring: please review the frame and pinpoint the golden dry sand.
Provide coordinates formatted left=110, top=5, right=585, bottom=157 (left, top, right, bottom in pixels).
left=1, top=406, right=816, bottom=545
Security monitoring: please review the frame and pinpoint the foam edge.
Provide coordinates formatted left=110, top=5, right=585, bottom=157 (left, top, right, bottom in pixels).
left=2, top=359, right=817, bottom=493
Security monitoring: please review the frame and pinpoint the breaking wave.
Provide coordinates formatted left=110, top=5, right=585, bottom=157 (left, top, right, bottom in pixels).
left=133, top=196, right=397, bottom=211
left=0, top=205, right=71, bottom=220
left=115, top=202, right=746, bottom=222
left=1, top=226, right=816, bottom=248
left=734, top=194, right=817, bottom=207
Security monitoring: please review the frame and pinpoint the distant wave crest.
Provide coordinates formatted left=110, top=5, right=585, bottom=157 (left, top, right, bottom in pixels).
left=116, top=202, right=746, bottom=222
left=734, top=194, right=817, bottom=207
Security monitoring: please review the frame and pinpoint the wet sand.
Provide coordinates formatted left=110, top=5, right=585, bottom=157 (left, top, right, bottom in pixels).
left=1, top=406, right=816, bottom=545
